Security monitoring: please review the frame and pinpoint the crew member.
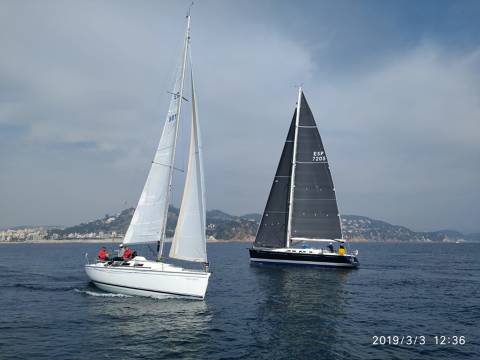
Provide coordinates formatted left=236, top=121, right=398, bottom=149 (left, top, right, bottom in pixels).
left=111, top=244, right=126, bottom=261
left=338, top=244, right=346, bottom=256
left=123, top=245, right=133, bottom=260
left=97, top=246, right=109, bottom=261
left=327, top=242, right=334, bottom=253
left=118, top=243, right=125, bottom=258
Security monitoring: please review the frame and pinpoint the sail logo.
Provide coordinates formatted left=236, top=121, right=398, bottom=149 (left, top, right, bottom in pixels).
left=168, top=114, right=177, bottom=123
left=312, top=151, right=326, bottom=162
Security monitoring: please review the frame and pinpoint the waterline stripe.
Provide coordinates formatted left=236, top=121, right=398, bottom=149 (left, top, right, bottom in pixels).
left=91, top=280, right=203, bottom=298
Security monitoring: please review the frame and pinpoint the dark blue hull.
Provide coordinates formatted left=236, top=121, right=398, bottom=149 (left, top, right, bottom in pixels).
left=249, top=248, right=359, bottom=268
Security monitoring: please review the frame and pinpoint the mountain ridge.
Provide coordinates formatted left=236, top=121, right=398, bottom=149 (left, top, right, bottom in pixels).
left=44, top=207, right=480, bottom=243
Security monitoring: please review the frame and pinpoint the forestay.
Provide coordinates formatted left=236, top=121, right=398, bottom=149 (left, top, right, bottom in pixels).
left=169, top=60, right=207, bottom=262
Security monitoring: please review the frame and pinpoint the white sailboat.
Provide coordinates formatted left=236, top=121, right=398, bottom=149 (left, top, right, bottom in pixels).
left=85, top=14, right=211, bottom=299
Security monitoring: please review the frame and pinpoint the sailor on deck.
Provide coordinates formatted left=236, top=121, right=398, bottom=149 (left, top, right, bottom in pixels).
left=97, top=246, right=109, bottom=261
left=111, top=244, right=126, bottom=261
left=327, top=242, right=334, bottom=253
left=123, top=246, right=133, bottom=260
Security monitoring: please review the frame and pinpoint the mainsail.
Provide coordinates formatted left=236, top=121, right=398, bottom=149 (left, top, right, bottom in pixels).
left=290, top=92, right=342, bottom=240
left=169, top=56, right=207, bottom=262
left=123, top=17, right=190, bottom=246
left=123, top=72, right=183, bottom=245
left=253, top=112, right=295, bottom=248
left=254, top=89, right=342, bottom=248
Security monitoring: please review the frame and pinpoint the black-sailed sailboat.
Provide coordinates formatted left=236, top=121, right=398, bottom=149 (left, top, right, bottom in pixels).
left=249, top=87, right=359, bottom=268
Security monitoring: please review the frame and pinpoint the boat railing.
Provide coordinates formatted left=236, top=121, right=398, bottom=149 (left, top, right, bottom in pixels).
left=84, top=252, right=90, bottom=265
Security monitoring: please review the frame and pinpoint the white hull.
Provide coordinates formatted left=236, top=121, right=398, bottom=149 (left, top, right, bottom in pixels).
left=85, top=257, right=210, bottom=300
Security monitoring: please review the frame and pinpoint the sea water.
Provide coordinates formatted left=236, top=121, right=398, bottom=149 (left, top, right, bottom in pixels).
left=0, top=242, right=479, bottom=359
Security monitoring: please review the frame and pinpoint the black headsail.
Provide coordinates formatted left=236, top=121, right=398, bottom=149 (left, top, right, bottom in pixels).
left=290, top=92, right=342, bottom=240
left=254, top=112, right=296, bottom=248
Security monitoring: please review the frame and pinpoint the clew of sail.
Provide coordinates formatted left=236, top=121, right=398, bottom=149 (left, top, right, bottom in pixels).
left=123, top=69, right=183, bottom=245
left=169, top=53, right=207, bottom=262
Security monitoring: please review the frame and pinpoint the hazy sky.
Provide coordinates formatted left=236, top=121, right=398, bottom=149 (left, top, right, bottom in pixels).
left=1, top=0, right=479, bottom=232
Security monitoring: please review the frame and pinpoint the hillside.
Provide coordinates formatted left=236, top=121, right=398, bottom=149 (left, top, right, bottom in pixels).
left=340, top=215, right=473, bottom=242
left=50, top=206, right=257, bottom=241
left=48, top=208, right=479, bottom=243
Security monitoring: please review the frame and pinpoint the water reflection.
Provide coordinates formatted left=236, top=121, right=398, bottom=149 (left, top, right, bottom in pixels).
left=82, top=285, right=211, bottom=359
left=251, top=265, right=351, bottom=358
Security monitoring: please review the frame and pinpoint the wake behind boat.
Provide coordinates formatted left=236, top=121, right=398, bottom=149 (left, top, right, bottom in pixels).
left=249, top=87, right=359, bottom=268
left=86, top=13, right=211, bottom=299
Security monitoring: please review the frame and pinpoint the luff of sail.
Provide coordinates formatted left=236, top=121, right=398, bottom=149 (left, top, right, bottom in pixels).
left=290, top=92, right=342, bottom=240
left=123, top=67, right=184, bottom=245
left=254, top=111, right=296, bottom=248
left=169, top=57, right=207, bottom=262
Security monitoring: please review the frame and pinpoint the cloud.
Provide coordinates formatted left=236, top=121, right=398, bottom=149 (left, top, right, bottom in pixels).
left=0, top=1, right=479, bottom=233
left=0, top=1, right=313, bottom=227
left=310, top=44, right=480, bottom=231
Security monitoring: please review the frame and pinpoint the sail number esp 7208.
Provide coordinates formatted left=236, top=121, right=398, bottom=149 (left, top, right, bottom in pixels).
left=312, top=151, right=326, bottom=162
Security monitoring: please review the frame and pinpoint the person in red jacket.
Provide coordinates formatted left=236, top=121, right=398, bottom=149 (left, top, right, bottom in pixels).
left=97, top=246, right=109, bottom=262
left=123, top=246, right=133, bottom=261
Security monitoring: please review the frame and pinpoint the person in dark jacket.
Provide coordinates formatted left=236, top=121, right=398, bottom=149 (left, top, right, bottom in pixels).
left=327, top=242, right=335, bottom=253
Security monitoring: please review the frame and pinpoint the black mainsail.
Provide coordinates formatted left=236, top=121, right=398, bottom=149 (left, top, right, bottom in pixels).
left=254, top=112, right=296, bottom=248
left=254, top=90, right=342, bottom=249
left=289, top=92, right=342, bottom=241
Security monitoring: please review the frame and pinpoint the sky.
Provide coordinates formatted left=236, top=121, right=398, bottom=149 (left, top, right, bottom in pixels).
left=1, top=0, right=479, bottom=233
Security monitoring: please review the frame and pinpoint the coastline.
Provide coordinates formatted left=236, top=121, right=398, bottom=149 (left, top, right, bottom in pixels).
left=0, top=238, right=472, bottom=245
left=0, top=238, right=255, bottom=245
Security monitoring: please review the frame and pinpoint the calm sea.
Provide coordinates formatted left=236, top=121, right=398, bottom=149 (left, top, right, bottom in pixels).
left=0, top=242, right=479, bottom=359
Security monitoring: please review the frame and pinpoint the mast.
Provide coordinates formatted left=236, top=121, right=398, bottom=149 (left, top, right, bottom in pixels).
left=286, top=86, right=302, bottom=248
left=157, top=14, right=191, bottom=259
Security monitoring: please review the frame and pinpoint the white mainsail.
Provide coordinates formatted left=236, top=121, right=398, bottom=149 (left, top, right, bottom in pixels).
left=169, top=59, right=207, bottom=262
left=124, top=15, right=191, bottom=247
left=123, top=13, right=191, bottom=246
left=123, top=74, right=183, bottom=245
